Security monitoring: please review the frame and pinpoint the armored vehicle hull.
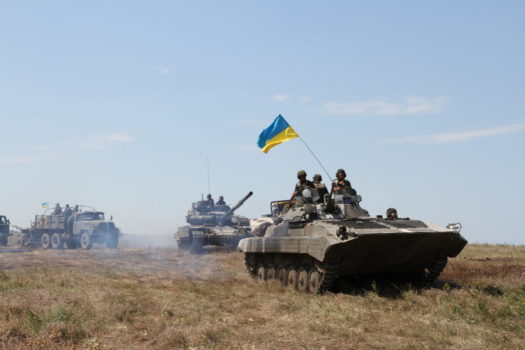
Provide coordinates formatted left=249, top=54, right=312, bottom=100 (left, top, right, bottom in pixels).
left=0, top=216, right=10, bottom=246
left=175, top=192, right=254, bottom=253
left=240, top=195, right=467, bottom=293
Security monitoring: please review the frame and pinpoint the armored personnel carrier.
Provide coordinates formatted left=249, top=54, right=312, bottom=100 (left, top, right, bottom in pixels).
left=0, top=215, right=10, bottom=245
left=240, top=189, right=467, bottom=293
left=175, top=192, right=253, bottom=253
left=18, top=206, right=120, bottom=249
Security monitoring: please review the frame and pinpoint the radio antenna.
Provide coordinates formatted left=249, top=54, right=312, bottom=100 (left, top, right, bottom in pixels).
left=206, top=156, right=210, bottom=194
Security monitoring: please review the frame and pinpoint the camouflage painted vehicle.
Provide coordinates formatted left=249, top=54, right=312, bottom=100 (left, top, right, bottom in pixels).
left=240, top=189, right=467, bottom=293
left=18, top=207, right=120, bottom=249
left=175, top=192, right=253, bottom=253
left=0, top=215, right=10, bottom=246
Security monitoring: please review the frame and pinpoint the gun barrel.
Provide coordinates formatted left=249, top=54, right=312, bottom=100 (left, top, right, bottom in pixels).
left=220, top=191, right=253, bottom=224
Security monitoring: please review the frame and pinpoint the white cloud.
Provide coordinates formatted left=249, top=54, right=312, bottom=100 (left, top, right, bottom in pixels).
left=322, top=96, right=447, bottom=116
left=74, top=132, right=133, bottom=150
left=272, top=93, right=288, bottom=102
left=300, top=96, right=312, bottom=103
left=388, top=123, right=525, bottom=144
left=155, top=65, right=171, bottom=75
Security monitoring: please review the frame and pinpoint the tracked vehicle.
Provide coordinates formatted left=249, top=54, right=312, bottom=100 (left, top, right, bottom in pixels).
left=240, top=190, right=467, bottom=293
left=18, top=206, right=120, bottom=249
left=175, top=192, right=253, bottom=253
left=0, top=215, right=10, bottom=245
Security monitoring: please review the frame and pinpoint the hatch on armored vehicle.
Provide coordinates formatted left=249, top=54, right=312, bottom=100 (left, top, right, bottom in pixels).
left=240, top=187, right=467, bottom=294
left=18, top=206, right=121, bottom=250
left=0, top=215, right=10, bottom=246
left=175, top=192, right=254, bottom=253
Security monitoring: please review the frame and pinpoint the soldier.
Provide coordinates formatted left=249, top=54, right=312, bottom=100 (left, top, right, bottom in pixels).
left=73, top=205, right=80, bottom=213
left=331, top=169, right=357, bottom=196
left=291, top=170, right=314, bottom=200
left=63, top=204, right=72, bottom=217
left=216, top=196, right=226, bottom=206
left=386, top=208, right=398, bottom=220
left=312, top=174, right=328, bottom=203
left=54, top=203, right=62, bottom=214
left=205, top=194, right=215, bottom=207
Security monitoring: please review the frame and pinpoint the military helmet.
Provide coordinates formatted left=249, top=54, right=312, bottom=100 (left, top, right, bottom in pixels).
left=297, top=170, right=307, bottom=178
left=336, top=168, right=346, bottom=177
left=313, top=173, right=322, bottom=181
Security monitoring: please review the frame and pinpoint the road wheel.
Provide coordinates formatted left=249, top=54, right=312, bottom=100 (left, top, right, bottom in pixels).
left=80, top=232, right=93, bottom=249
left=287, top=268, right=298, bottom=289
left=41, top=233, right=51, bottom=249
left=297, top=268, right=308, bottom=292
left=277, top=267, right=287, bottom=285
left=51, top=233, right=63, bottom=249
left=308, top=269, right=321, bottom=294
left=106, top=233, right=119, bottom=249
left=266, top=265, right=276, bottom=280
left=425, top=257, right=448, bottom=284
left=256, top=264, right=266, bottom=280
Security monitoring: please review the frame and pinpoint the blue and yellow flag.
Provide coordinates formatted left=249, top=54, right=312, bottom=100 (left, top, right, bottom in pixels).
left=41, top=202, right=49, bottom=208
left=257, top=115, right=299, bottom=153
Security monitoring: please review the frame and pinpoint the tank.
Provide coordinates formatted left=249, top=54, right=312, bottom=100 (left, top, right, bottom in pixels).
left=0, top=215, right=10, bottom=246
left=239, top=189, right=467, bottom=293
left=175, top=192, right=254, bottom=253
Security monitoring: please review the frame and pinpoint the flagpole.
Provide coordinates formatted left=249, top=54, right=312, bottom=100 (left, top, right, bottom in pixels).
left=297, top=136, right=333, bottom=182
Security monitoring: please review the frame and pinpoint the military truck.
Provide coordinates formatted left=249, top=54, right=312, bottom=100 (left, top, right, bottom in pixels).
left=18, top=206, right=120, bottom=249
left=240, top=188, right=467, bottom=293
left=175, top=192, right=253, bottom=253
left=0, top=215, right=10, bottom=245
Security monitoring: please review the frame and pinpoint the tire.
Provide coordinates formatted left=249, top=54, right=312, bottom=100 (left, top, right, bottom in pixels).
left=51, top=233, right=63, bottom=249
left=80, top=232, right=93, bottom=249
left=41, top=233, right=51, bottom=249
left=106, top=233, right=119, bottom=249
left=0, top=235, right=7, bottom=246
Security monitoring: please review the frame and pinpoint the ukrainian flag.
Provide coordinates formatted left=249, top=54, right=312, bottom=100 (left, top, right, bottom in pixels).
left=258, top=115, right=299, bottom=153
left=41, top=202, right=49, bottom=208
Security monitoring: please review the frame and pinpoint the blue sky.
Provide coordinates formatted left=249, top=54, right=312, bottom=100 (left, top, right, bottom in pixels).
left=1, top=1, right=524, bottom=243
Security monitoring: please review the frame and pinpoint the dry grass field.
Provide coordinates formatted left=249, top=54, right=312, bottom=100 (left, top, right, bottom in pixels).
left=0, top=241, right=524, bottom=350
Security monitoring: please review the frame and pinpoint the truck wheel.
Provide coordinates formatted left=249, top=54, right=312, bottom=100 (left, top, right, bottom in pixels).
left=51, top=233, right=63, bottom=249
left=0, top=235, right=7, bottom=246
left=80, top=232, right=93, bottom=249
left=106, top=233, right=119, bottom=249
left=41, top=233, right=51, bottom=249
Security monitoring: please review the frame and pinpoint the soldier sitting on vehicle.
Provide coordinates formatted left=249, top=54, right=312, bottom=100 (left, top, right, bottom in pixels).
left=386, top=208, right=398, bottom=220
left=312, top=173, right=328, bottom=203
left=332, top=169, right=357, bottom=196
left=216, top=196, right=226, bottom=206
left=291, top=170, right=314, bottom=200
left=74, top=204, right=80, bottom=213
left=63, top=204, right=73, bottom=217
left=205, top=194, right=215, bottom=208
left=54, top=203, right=63, bottom=214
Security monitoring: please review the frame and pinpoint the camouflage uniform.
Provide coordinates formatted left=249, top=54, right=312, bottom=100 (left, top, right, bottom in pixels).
left=332, top=169, right=357, bottom=196
left=312, top=174, right=328, bottom=202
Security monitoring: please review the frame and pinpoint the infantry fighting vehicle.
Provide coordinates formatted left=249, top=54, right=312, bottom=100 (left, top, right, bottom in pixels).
left=240, top=189, right=467, bottom=293
left=18, top=207, right=120, bottom=249
left=0, top=215, right=10, bottom=245
left=175, top=192, right=254, bottom=253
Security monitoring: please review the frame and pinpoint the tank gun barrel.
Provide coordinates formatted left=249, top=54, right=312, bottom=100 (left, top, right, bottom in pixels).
left=219, top=191, right=253, bottom=225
